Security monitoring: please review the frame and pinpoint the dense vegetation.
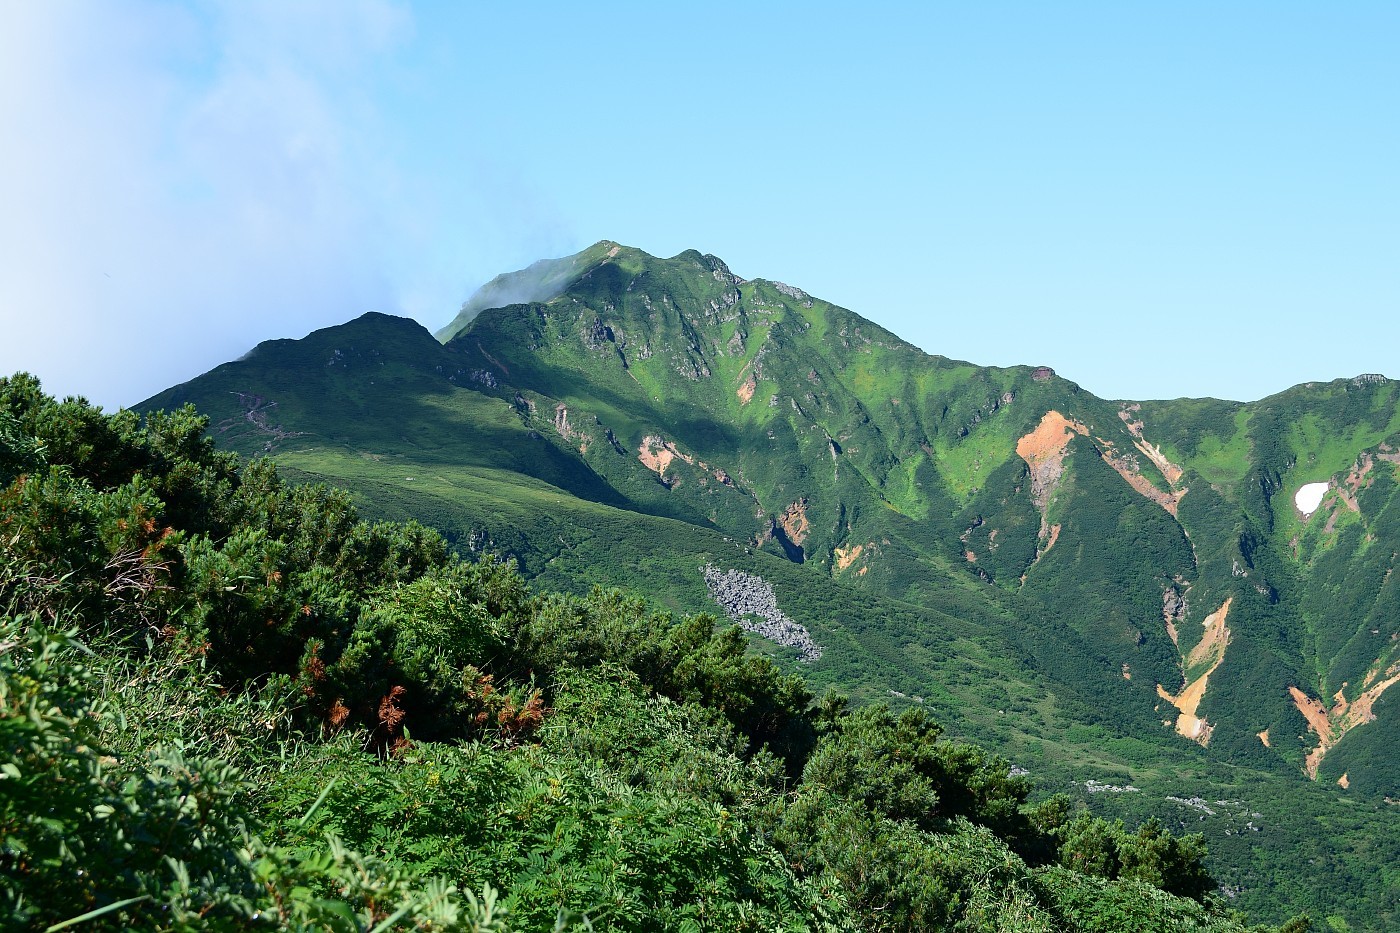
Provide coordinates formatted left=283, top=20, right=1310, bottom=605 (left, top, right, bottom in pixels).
left=0, top=376, right=1307, bottom=930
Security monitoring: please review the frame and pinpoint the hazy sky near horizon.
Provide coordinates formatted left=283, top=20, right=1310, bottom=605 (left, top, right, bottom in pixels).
left=2, top=1, right=1397, bottom=409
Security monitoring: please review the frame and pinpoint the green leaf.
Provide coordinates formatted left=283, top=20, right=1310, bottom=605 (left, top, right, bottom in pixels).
left=44, top=895, right=150, bottom=932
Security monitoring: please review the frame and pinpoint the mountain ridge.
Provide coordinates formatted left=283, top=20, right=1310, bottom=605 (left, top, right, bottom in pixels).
left=143, top=243, right=1400, bottom=787
left=439, top=241, right=1391, bottom=405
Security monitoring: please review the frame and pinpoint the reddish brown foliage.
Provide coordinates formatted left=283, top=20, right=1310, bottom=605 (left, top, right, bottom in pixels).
left=328, top=699, right=350, bottom=729
left=497, top=690, right=546, bottom=739
left=301, top=643, right=326, bottom=698
left=372, top=685, right=410, bottom=756
left=378, top=685, right=407, bottom=733
left=460, top=668, right=547, bottom=743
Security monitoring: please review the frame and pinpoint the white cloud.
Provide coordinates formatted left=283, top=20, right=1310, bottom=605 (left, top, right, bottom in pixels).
left=0, top=0, right=417, bottom=409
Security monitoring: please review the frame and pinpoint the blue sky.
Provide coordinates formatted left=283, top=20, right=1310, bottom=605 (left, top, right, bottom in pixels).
left=2, top=1, right=1397, bottom=408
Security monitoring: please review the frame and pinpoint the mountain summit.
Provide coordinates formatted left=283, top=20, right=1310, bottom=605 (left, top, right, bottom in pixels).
left=436, top=241, right=635, bottom=342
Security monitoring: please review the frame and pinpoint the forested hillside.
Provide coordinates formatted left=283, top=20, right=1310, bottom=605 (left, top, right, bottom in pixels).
left=0, top=377, right=1300, bottom=930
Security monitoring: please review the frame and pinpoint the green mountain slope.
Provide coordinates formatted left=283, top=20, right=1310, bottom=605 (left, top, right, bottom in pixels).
left=141, top=241, right=1400, bottom=927
left=7, top=376, right=1268, bottom=931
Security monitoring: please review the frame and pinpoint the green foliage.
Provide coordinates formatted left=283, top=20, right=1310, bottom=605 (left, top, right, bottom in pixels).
left=518, top=588, right=813, bottom=758
left=1058, top=813, right=1212, bottom=901
left=0, top=615, right=505, bottom=931
left=1038, top=866, right=1251, bottom=933
left=796, top=702, right=1039, bottom=841
left=265, top=671, right=848, bottom=932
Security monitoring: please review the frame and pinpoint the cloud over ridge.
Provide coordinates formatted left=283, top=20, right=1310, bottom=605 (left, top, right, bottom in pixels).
left=0, top=1, right=425, bottom=408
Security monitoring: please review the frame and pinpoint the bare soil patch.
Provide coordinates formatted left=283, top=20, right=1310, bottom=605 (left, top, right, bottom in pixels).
left=780, top=499, right=810, bottom=546
left=638, top=435, right=676, bottom=477
left=1157, top=599, right=1232, bottom=747
left=1291, top=660, right=1400, bottom=778
left=1133, top=438, right=1185, bottom=488
left=737, top=372, right=756, bottom=404
left=833, top=543, right=866, bottom=572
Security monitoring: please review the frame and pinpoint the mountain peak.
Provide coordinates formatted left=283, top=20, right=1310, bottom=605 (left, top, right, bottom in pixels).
left=434, top=242, right=616, bottom=343
left=436, top=242, right=754, bottom=343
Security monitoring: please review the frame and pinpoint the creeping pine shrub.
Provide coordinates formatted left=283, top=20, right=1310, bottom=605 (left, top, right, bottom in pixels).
left=0, top=615, right=258, bottom=926
left=0, top=614, right=509, bottom=931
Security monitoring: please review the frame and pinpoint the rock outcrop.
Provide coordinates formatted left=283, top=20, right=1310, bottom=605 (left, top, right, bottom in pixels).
left=702, top=564, right=822, bottom=661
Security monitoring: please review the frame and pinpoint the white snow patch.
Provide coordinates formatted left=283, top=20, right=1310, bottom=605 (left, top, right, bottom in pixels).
left=1294, top=482, right=1329, bottom=517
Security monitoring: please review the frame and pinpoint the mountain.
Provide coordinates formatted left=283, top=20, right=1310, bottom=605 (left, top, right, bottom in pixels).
left=142, top=241, right=1400, bottom=927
